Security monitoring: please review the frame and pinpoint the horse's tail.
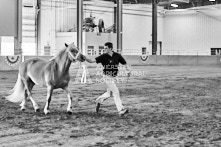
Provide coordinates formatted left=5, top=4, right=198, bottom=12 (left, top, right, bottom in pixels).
left=6, top=74, right=26, bottom=103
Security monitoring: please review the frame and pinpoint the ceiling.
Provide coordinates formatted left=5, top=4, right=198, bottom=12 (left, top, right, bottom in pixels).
left=101, top=0, right=221, bottom=9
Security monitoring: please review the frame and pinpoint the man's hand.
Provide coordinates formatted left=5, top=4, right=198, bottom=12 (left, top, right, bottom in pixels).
left=126, top=70, right=131, bottom=77
left=124, top=64, right=131, bottom=77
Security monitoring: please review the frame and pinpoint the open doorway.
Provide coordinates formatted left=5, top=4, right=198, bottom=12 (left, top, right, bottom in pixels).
left=148, top=41, right=162, bottom=55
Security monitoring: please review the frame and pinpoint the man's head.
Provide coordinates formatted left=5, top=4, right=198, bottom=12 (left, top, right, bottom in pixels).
left=104, top=42, right=113, bottom=54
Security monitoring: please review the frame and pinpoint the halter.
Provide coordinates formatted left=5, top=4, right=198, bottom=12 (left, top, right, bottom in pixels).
left=67, top=45, right=87, bottom=84
left=68, top=47, right=81, bottom=61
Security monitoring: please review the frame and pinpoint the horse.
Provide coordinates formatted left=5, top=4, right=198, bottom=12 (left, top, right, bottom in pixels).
left=6, top=42, right=85, bottom=115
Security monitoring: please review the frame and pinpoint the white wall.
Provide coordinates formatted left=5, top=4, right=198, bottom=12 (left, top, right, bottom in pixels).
left=40, top=0, right=114, bottom=37
left=0, top=0, right=17, bottom=36
left=85, top=32, right=117, bottom=55
left=55, top=32, right=116, bottom=55
left=163, top=10, right=221, bottom=55
left=39, top=1, right=221, bottom=56
left=55, top=32, right=78, bottom=53
left=0, top=37, right=14, bottom=55
left=39, top=1, right=164, bottom=56
left=1, top=0, right=221, bottom=56
left=40, top=0, right=57, bottom=55
left=123, top=5, right=164, bottom=55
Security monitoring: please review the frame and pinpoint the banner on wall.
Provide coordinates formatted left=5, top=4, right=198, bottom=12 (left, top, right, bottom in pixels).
left=140, top=54, right=149, bottom=63
left=4, top=55, right=21, bottom=66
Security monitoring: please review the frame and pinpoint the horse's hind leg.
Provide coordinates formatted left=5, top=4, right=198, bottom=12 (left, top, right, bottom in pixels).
left=28, top=82, right=40, bottom=112
left=23, top=79, right=40, bottom=112
left=62, top=86, right=75, bottom=115
left=20, top=92, right=28, bottom=111
left=44, top=85, right=53, bottom=115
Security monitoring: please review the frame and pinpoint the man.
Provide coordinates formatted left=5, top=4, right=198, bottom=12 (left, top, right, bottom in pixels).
left=85, top=42, right=131, bottom=117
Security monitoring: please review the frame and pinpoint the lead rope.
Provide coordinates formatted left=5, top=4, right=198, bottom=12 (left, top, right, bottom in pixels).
left=125, top=66, right=131, bottom=92
left=125, top=74, right=130, bottom=93
left=81, top=63, right=87, bottom=84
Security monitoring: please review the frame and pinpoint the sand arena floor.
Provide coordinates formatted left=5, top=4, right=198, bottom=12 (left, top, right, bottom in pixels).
left=1, top=65, right=221, bottom=147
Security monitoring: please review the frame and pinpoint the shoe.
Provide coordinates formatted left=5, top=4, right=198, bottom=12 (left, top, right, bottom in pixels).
left=96, top=102, right=100, bottom=113
left=119, top=108, right=129, bottom=117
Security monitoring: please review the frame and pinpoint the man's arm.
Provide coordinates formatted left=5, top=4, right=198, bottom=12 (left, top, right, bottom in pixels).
left=84, top=56, right=96, bottom=63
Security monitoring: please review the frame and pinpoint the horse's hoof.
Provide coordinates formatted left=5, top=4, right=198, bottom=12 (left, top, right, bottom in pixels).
left=35, top=108, right=40, bottom=112
left=44, top=110, right=50, bottom=115
left=67, top=111, right=72, bottom=115
left=21, top=108, right=25, bottom=111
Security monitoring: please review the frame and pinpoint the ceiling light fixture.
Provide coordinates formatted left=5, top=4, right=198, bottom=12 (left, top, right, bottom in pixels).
left=171, top=3, right=178, bottom=7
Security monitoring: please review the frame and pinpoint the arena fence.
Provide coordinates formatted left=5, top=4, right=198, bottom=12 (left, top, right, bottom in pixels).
left=0, top=55, right=221, bottom=71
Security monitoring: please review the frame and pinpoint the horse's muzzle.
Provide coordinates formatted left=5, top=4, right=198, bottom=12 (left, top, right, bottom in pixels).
left=80, top=54, right=86, bottom=62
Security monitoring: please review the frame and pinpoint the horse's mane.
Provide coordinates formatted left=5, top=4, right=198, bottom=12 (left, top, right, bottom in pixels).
left=49, top=47, right=67, bottom=61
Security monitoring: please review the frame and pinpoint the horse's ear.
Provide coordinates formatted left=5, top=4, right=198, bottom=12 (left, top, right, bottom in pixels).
left=65, top=43, right=68, bottom=47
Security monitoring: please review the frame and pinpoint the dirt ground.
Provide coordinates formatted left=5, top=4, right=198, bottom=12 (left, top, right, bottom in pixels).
left=1, top=65, right=221, bottom=147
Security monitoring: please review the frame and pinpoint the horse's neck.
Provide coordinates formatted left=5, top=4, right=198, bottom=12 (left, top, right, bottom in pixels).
left=54, top=52, right=72, bottom=75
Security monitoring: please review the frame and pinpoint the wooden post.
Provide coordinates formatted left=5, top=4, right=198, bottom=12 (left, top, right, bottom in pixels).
left=152, top=0, right=158, bottom=55
left=77, top=0, right=83, bottom=53
left=14, top=0, right=22, bottom=55
left=116, top=0, right=123, bottom=53
left=36, top=0, right=41, bottom=56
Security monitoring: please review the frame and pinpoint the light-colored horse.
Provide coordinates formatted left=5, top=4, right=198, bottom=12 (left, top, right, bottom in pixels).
left=6, top=42, right=85, bottom=115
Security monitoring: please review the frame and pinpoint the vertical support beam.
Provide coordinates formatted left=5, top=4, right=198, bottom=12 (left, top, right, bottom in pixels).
left=116, top=0, right=123, bottom=53
left=152, top=0, right=157, bottom=55
left=14, top=0, right=22, bottom=55
left=77, top=0, right=83, bottom=53
left=0, top=37, right=1, bottom=55
left=36, top=0, right=41, bottom=56
left=113, top=3, right=117, bottom=33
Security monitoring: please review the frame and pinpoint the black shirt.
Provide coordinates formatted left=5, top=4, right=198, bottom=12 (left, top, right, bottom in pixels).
left=95, top=52, right=127, bottom=77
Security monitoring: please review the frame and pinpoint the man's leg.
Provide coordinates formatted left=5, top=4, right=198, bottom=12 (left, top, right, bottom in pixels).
left=95, top=89, right=111, bottom=113
left=105, top=77, right=128, bottom=116
left=107, top=82, right=124, bottom=111
left=96, top=89, right=111, bottom=103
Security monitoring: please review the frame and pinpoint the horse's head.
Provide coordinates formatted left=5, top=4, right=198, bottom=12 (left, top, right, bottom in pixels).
left=65, top=43, right=85, bottom=62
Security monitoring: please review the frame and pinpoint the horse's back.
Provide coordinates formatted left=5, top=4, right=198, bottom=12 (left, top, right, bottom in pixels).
left=20, top=57, right=47, bottom=71
left=19, top=57, right=49, bottom=85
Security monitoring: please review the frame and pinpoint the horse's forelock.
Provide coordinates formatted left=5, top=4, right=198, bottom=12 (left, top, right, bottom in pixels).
left=68, top=44, right=79, bottom=52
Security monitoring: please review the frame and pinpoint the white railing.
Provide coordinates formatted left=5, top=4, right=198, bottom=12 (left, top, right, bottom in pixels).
left=122, top=49, right=211, bottom=56
left=162, top=50, right=211, bottom=56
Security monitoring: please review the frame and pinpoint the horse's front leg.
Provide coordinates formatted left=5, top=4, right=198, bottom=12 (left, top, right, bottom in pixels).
left=63, top=86, right=76, bottom=115
left=44, top=85, right=53, bottom=115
